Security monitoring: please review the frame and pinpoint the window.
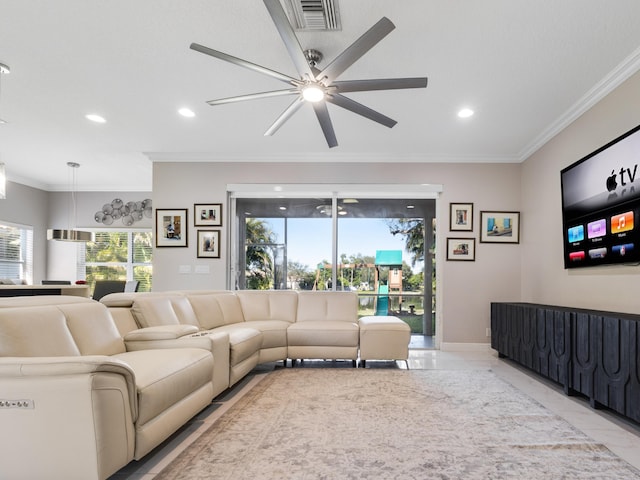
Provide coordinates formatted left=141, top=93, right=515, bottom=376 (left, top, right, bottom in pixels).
left=0, top=222, right=33, bottom=284
left=232, top=195, right=435, bottom=336
left=80, top=230, right=152, bottom=293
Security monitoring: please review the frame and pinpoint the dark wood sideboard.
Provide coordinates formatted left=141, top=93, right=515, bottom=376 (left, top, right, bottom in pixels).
left=491, top=302, right=640, bottom=424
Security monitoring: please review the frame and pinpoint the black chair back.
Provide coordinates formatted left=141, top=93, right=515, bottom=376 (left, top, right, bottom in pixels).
left=92, top=280, right=126, bottom=301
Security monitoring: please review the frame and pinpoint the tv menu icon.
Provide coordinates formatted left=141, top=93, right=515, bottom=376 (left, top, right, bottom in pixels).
left=588, top=247, right=607, bottom=259
left=569, top=251, right=585, bottom=262
left=612, top=243, right=634, bottom=256
left=567, top=225, right=584, bottom=243
left=611, top=211, right=634, bottom=234
left=587, top=219, right=606, bottom=239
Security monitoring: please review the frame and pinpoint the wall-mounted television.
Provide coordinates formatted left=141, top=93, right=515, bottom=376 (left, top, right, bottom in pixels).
left=561, top=123, right=640, bottom=269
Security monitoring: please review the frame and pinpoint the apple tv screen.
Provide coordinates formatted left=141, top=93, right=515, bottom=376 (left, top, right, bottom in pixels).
left=561, top=124, right=640, bottom=268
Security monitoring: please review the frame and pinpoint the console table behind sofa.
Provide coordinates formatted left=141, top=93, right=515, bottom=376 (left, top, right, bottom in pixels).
left=491, top=302, right=640, bottom=425
left=0, top=284, right=90, bottom=297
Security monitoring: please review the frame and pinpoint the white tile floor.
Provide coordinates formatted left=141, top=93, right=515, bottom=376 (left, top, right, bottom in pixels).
left=109, top=349, right=640, bottom=479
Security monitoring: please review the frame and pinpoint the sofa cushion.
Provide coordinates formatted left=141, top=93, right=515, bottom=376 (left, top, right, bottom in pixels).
left=61, top=303, right=127, bottom=355
left=236, top=290, right=298, bottom=323
left=205, top=325, right=263, bottom=366
left=0, top=306, right=81, bottom=357
left=296, top=292, right=358, bottom=323
left=229, top=320, right=288, bottom=350
left=132, top=296, right=200, bottom=329
left=112, top=348, right=213, bottom=426
left=187, top=293, right=244, bottom=330
left=287, top=320, right=359, bottom=347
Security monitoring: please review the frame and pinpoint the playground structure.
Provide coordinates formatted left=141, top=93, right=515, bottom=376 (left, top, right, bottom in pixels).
left=374, top=250, right=403, bottom=315
left=313, top=250, right=404, bottom=316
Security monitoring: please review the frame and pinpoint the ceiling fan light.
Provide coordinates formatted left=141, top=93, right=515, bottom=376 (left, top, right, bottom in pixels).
left=302, top=85, right=325, bottom=102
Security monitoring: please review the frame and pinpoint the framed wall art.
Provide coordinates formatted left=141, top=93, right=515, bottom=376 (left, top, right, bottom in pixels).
left=449, top=202, right=473, bottom=231
left=156, top=209, right=188, bottom=247
left=194, top=203, right=222, bottom=227
left=480, top=211, right=520, bottom=244
left=197, top=230, right=220, bottom=258
left=446, top=238, right=476, bottom=261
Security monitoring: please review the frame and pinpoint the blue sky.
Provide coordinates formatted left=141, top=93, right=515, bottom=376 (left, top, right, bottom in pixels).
left=263, top=217, right=422, bottom=273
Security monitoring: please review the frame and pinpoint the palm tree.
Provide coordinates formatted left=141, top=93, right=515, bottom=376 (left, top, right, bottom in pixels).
left=386, top=219, right=425, bottom=267
left=245, top=218, right=276, bottom=289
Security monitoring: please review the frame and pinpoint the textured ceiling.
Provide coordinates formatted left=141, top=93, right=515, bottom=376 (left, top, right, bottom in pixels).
left=1, top=0, right=640, bottom=191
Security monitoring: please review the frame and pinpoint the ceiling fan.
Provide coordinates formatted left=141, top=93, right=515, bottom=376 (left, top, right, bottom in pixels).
left=190, top=0, right=428, bottom=148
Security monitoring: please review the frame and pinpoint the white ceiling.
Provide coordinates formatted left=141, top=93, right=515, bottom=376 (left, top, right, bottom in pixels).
left=1, top=0, right=640, bottom=192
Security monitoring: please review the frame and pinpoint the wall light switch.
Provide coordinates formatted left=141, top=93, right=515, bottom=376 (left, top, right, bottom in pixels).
left=195, top=265, right=210, bottom=274
left=179, top=265, right=191, bottom=274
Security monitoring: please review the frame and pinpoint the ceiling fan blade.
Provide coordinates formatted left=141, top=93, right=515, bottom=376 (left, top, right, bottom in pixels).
left=327, top=94, right=397, bottom=128
left=263, top=0, right=315, bottom=81
left=312, top=102, right=338, bottom=148
left=190, top=43, right=298, bottom=84
left=264, top=97, right=305, bottom=136
left=318, top=17, right=395, bottom=84
left=332, top=77, right=428, bottom=93
left=207, top=89, right=298, bottom=106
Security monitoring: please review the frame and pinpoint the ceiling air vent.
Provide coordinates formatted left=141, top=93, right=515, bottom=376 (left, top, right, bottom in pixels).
left=282, top=0, right=341, bottom=31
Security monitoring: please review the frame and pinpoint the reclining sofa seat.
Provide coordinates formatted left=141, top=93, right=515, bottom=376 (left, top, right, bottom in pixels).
left=0, top=297, right=215, bottom=480
left=122, top=292, right=263, bottom=387
left=287, top=291, right=360, bottom=364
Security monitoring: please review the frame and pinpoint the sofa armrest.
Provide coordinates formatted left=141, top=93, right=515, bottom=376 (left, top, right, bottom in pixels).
left=0, top=356, right=138, bottom=479
left=0, top=355, right=137, bottom=419
left=124, top=324, right=199, bottom=341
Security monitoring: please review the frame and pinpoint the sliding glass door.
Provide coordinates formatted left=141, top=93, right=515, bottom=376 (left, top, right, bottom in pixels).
left=231, top=188, right=437, bottom=341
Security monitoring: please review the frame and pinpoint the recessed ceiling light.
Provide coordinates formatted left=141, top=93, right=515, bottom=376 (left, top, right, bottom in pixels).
left=85, top=114, right=106, bottom=123
left=279, top=206, right=287, bottom=211
left=178, top=108, right=195, bottom=118
left=406, top=205, right=415, bottom=209
left=457, top=108, right=474, bottom=118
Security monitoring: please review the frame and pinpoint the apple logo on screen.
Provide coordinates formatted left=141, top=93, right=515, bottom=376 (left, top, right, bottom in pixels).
left=606, top=170, right=618, bottom=192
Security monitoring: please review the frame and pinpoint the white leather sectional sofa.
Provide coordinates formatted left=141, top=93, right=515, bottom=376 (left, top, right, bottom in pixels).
left=0, top=296, right=216, bottom=480
left=102, top=290, right=366, bottom=386
left=0, top=290, right=410, bottom=479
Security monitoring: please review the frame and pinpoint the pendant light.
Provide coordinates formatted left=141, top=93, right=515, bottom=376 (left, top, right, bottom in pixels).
left=47, top=162, right=94, bottom=242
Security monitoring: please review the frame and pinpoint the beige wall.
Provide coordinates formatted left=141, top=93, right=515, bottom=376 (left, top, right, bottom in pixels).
left=153, top=161, right=522, bottom=346
left=521, top=70, right=640, bottom=314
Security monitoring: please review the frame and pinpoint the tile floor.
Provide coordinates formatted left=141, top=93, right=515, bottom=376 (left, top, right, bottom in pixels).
left=109, top=348, right=640, bottom=479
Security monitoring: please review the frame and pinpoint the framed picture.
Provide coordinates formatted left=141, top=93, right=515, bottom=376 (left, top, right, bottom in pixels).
left=480, top=211, right=520, bottom=244
left=197, top=230, right=220, bottom=258
left=446, top=238, right=476, bottom=261
left=450, top=202, right=474, bottom=231
left=156, top=209, right=188, bottom=247
left=194, top=203, right=222, bottom=227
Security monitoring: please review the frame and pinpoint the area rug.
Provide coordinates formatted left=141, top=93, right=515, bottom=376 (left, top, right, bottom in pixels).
left=156, top=369, right=640, bottom=479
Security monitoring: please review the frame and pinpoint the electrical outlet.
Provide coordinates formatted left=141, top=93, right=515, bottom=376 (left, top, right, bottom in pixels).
left=0, top=399, right=34, bottom=409
left=486, top=327, right=491, bottom=337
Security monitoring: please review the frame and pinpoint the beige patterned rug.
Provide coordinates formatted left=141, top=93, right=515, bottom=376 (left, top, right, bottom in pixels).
left=156, top=369, right=640, bottom=479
